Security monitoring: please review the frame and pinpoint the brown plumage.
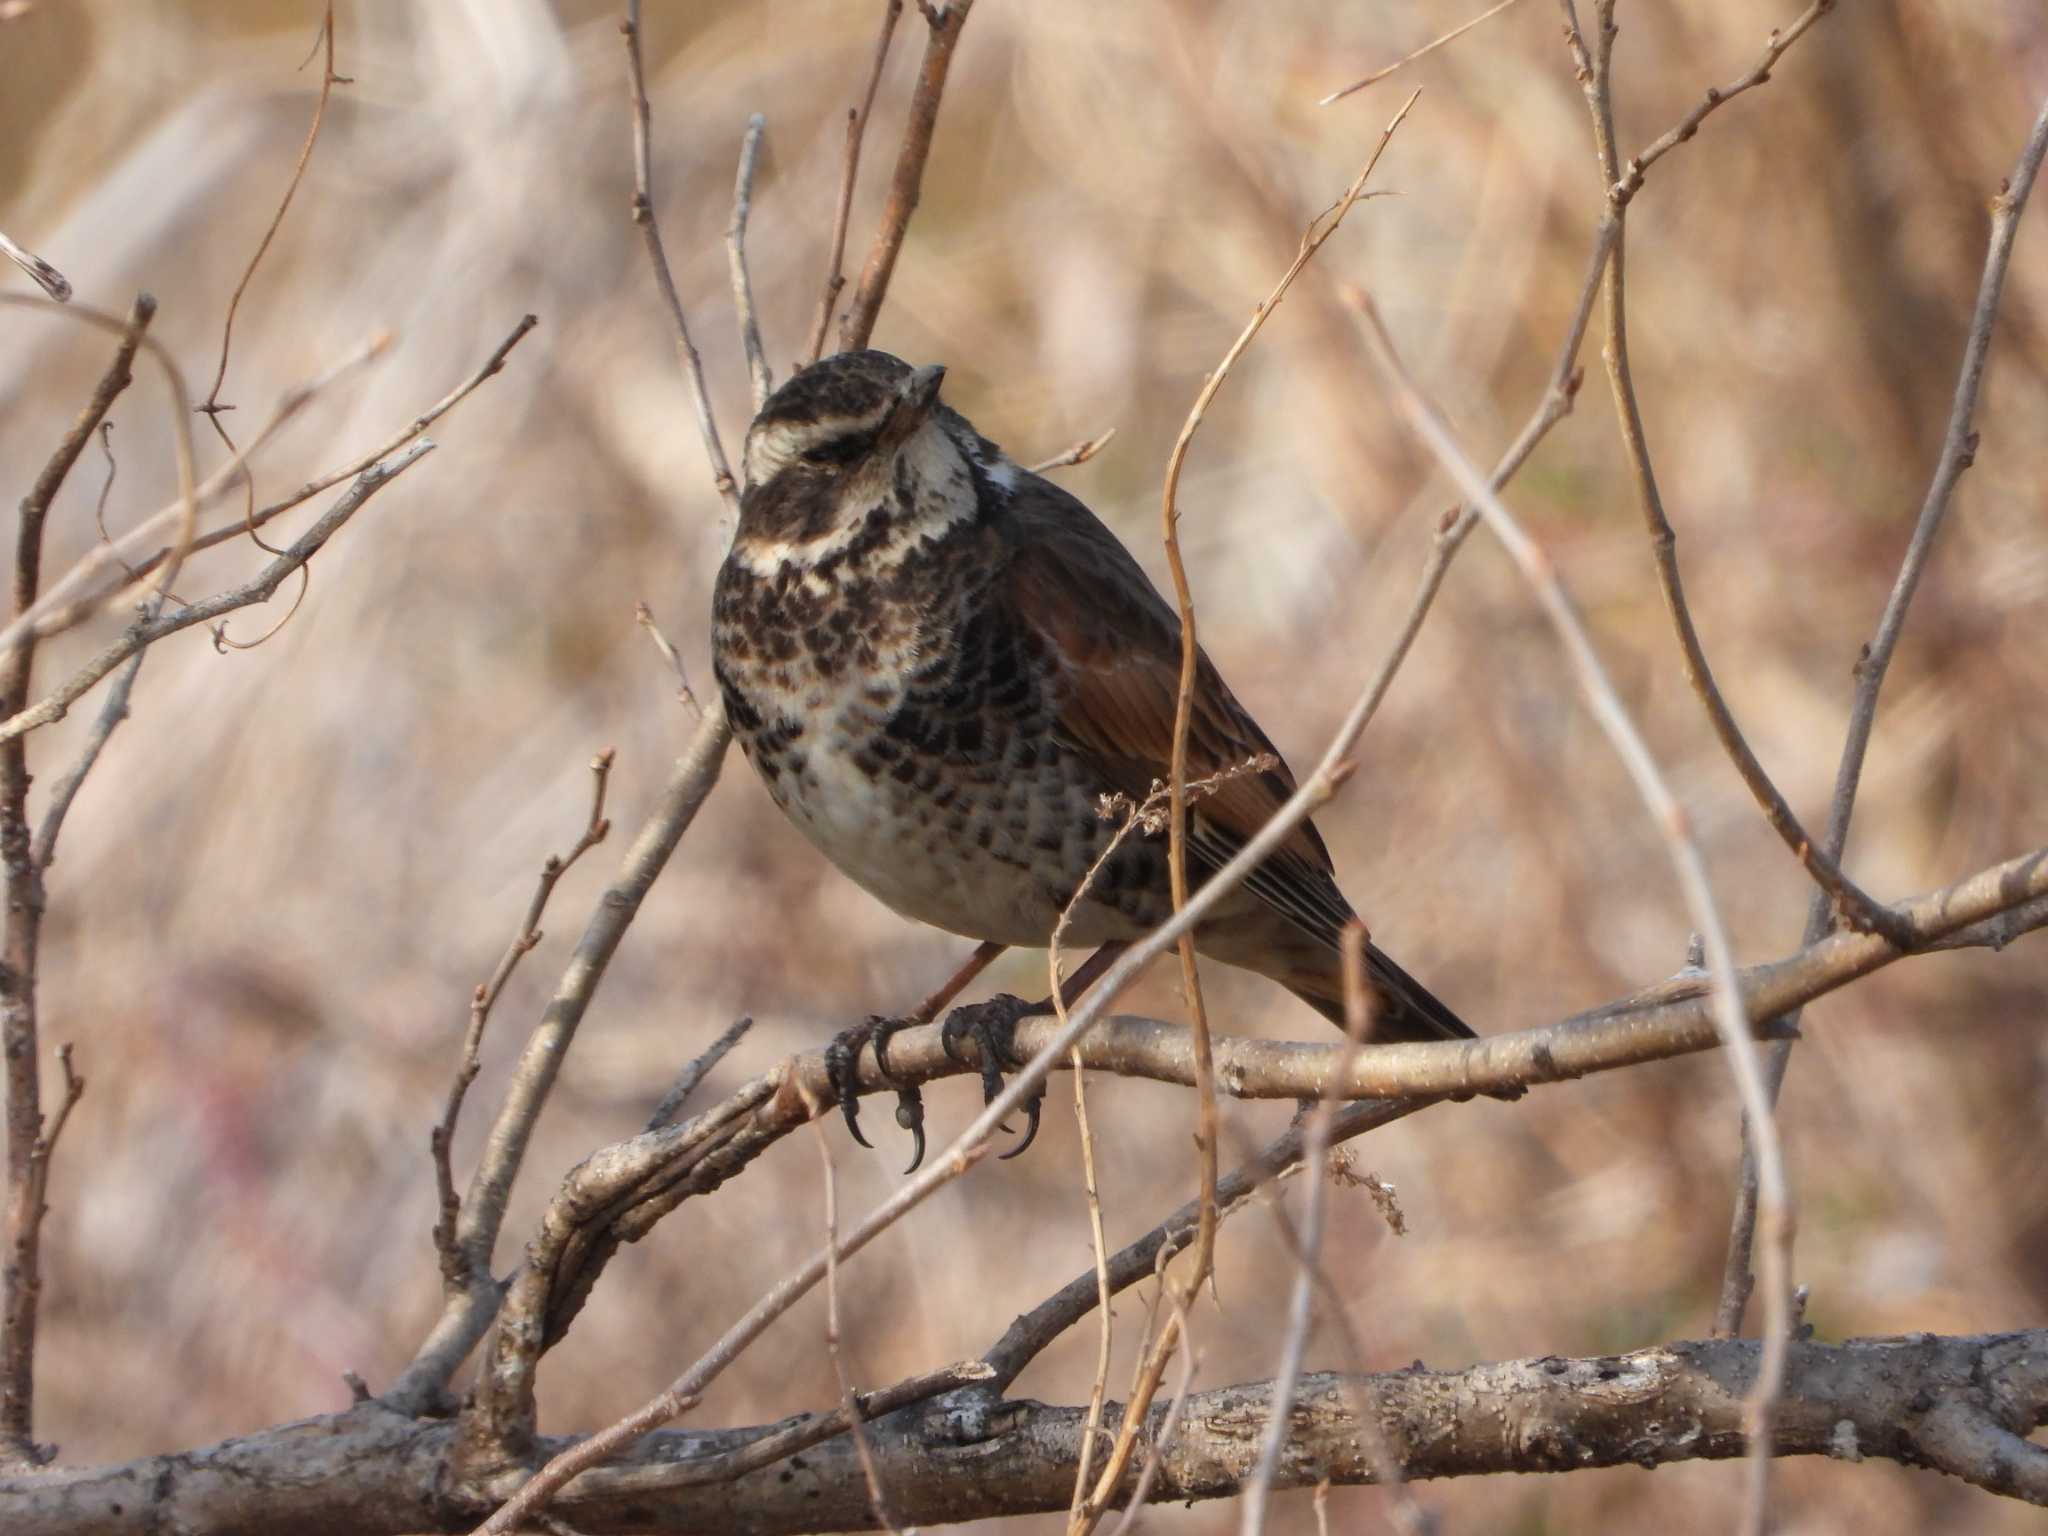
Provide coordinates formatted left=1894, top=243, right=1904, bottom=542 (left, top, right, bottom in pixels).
left=712, top=351, right=1473, bottom=1156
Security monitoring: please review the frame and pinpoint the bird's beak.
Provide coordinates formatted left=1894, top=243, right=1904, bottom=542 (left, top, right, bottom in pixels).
left=880, top=364, right=946, bottom=449
left=904, top=364, right=946, bottom=413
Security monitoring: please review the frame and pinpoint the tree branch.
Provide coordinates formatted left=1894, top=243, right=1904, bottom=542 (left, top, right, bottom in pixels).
left=0, top=295, right=151, bottom=1466
left=1715, top=89, right=2048, bottom=1335
left=5, top=1330, right=2041, bottom=1534
left=838, top=0, right=974, bottom=352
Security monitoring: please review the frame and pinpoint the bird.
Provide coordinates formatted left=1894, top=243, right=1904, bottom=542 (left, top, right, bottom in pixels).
left=711, top=349, right=1477, bottom=1168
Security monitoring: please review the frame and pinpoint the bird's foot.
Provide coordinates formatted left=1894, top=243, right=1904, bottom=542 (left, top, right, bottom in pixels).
left=825, top=1015, right=929, bottom=1172
left=940, top=993, right=1051, bottom=1160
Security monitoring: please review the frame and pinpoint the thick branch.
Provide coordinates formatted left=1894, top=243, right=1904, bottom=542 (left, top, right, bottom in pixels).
left=4, top=1330, right=2041, bottom=1534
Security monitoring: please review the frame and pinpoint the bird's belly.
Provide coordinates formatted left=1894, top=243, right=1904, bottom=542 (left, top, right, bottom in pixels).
left=767, top=731, right=1152, bottom=948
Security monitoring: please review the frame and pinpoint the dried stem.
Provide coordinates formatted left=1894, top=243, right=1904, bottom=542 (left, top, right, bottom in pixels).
left=808, top=1, right=905, bottom=362
left=0, top=233, right=69, bottom=303
left=727, top=113, right=773, bottom=410
left=1715, top=91, right=2048, bottom=1336
left=633, top=601, right=699, bottom=712
left=0, top=296, right=151, bottom=1465
left=839, top=0, right=975, bottom=351
left=1087, top=88, right=1419, bottom=1533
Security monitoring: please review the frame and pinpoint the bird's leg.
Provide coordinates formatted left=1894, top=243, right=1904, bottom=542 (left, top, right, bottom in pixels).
left=827, top=940, right=1005, bottom=1169
left=940, top=942, right=1127, bottom=1161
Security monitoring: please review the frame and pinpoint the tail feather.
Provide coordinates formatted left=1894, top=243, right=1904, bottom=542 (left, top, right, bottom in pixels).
left=1285, top=942, right=1475, bottom=1045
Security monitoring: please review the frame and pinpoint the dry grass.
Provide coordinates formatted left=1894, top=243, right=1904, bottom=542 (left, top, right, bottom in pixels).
left=3, top=1, right=2045, bottom=1530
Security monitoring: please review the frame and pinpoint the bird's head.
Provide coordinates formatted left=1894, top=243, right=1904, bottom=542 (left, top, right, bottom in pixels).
left=733, top=350, right=1002, bottom=571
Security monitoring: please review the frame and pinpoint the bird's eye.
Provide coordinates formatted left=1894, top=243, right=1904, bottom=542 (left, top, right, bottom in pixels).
left=800, top=429, right=877, bottom=468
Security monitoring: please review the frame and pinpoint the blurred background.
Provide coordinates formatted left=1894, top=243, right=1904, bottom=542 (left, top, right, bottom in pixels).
left=2, top=1, right=2045, bottom=1530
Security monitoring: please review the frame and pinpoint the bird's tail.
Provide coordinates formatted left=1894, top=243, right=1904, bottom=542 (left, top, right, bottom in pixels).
left=1283, top=941, right=1475, bottom=1044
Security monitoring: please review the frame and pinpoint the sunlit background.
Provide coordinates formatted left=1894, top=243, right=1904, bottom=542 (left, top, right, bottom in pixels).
left=3, top=1, right=2045, bottom=1530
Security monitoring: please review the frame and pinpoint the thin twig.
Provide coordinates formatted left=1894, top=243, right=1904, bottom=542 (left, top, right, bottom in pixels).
left=633, top=601, right=698, bottom=712
left=645, top=1015, right=753, bottom=1133
left=0, top=444, right=434, bottom=749
left=432, top=752, right=615, bottom=1295
left=622, top=1, right=740, bottom=512
left=726, top=114, right=773, bottom=410
left=3, top=318, right=511, bottom=658
left=807, top=0, right=904, bottom=362
left=1612, top=0, right=1837, bottom=205
left=810, top=1122, right=900, bottom=1533
left=1318, top=0, right=1528, bottom=105
left=839, top=0, right=975, bottom=352
left=0, top=296, right=151, bottom=1465
left=1088, top=88, right=1419, bottom=1534
left=1563, top=0, right=1905, bottom=960
left=1348, top=283, right=1790, bottom=1536
left=1715, top=91, right=2048, bottom=1336
left=1027, top=426, right=1117, bottom=476
left=0, top=293, right=199, bottom=657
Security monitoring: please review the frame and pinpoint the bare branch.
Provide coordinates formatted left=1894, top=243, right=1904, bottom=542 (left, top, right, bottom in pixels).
left=1558, top=0, right=1903, bottom=951
left=1091, top=93, right=1419, bottom=1530
left=0, top=443, right=436, bottom=750
left=622, top=1, right=741, bottom=513
left=1351, top=280, right=1788, bottom=1532
left=1318, top=0, right=1528, bottom=106
left=839, top=0, right=975, bottom=352
left=0, top=295, right=152, bottom=1466
left=644, top=1015, right=754, bottom=1133
left=633, top=601, right=699, bottom=713
left=2, top=316, right=522, bottom=658
left=1716, top=90, right=2048, bottom=1335
left=726, top=113, right=773, bottom=410
left=430, top=751, right=614, bottom=1300
left=807, top=1, right=905, bottom=362
left=8, top=1330, right=2044, bottom=1533
left=1611, top=0, right=1836, bottom=205
left=445, top=700, right=732, bottom=1447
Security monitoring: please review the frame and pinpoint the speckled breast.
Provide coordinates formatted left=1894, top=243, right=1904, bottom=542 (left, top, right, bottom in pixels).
left=711, top=533, right=1170, bottom=949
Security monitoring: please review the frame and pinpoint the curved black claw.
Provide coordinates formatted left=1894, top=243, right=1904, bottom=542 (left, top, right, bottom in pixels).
left=895, top=1088, right=927, bottom=1175
left=940, top=993, right=1051, bottom=1160
left=824, top=1024, right=874, bottom=1149
left=827, top=1015, right=930, bottom=1163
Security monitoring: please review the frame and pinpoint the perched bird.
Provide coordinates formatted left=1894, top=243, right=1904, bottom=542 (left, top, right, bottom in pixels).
left=712, top=350, right=1476, bottom=1165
